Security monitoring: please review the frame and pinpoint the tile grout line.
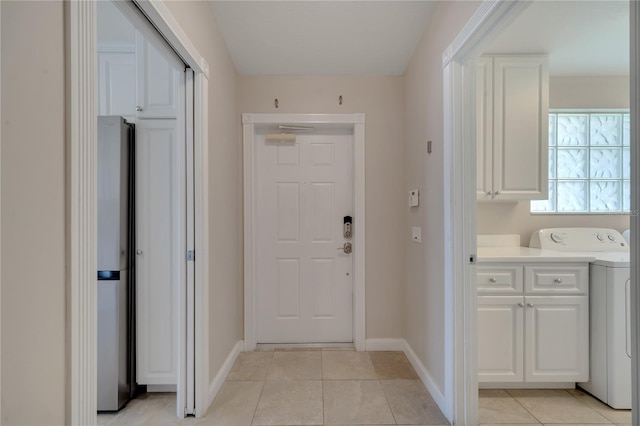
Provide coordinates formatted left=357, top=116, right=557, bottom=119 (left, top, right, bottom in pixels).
left=249, top=352, right=273, bottom=426
left=369, top=352, right=399, bottom=425
left=504, top=389, right=543, bottom=425
left=563, top=389, right=616, bottom=424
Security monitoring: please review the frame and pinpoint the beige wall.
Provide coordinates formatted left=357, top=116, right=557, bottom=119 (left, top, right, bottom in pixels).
left=238, top=75, right=406, bottom=338
left=477, top=76, right=631, bottom=245
left=403, top=1, right=481, bottom=394
left=163, top=0, right=242, bottom=390
left=1, top=1, right=67, bottom=423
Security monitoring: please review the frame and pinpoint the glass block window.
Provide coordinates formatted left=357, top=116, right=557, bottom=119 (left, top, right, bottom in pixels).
left=531, top=112, right=630, bottom=213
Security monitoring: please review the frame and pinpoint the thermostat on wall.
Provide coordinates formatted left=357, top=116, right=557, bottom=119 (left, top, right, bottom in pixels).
left=409, top=189, right=419, bottom=207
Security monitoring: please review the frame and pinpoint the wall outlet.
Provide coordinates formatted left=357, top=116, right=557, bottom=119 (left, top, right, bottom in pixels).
left=409, top=189, right=419, bottom=207
left=412, top=226, right=422, bottom=243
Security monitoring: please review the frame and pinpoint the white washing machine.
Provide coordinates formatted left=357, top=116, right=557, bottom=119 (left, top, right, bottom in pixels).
left=530, top=228, right=631, bottom=409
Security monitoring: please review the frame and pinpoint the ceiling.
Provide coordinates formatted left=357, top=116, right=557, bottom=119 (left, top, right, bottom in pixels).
left=98, top=0, right=630, bottom=77
left=209, top=1, right=435, bottom=75
left=484, top=0, right=629, bottom=76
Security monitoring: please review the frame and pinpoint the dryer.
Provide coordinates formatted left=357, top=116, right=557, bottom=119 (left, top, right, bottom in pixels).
left=530, top=228, right=630, bottom=409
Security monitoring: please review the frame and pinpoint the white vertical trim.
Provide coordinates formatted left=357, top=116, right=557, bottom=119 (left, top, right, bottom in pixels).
left=242, top=113, right=366, bottom=352
left=65, top=1, right=97, bottom=424
left=193, top=73, right=209, bottom=418
left=353, top=122, right=366, bottom=351
left=242, top=121, right=256, bottom=351
left=630, top=1, right=640, bottom=423
left=0, top=1, right=3, bottom=419
left=184, top=69, right=195, bottom=416
left=442, top=1, right=534, bottom=424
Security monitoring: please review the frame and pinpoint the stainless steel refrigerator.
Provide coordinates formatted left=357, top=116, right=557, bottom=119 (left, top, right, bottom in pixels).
left=97, top=116, right=135, bottom=412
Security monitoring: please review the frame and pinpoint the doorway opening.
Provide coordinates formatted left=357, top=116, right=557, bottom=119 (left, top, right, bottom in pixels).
left=96, top=0, right=194, bottom=420
left=443, top=0, right=635, bottom=424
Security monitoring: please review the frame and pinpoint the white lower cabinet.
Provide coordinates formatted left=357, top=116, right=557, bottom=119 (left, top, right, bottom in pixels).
left=525, top=296, right=589, bottom=382
left=478, top=296, right=524, bottom=382
left=478, top=264, right=589, bottom=385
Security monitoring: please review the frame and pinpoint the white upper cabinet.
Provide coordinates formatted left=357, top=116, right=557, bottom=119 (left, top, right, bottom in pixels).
left=98, top=51, right=136, bottom=121
left=135, top=32, right=181, bottom=119
left=477, top=55, right=549, bottom=201
left=98, top=32, right=182, bottom=120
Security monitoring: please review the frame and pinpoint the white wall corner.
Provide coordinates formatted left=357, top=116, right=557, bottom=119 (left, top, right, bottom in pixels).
left=364, top=338, right=405, bottom=351
left=207, top=340, right=244, bottom=410
left=402, top=340, right=450, bottom=422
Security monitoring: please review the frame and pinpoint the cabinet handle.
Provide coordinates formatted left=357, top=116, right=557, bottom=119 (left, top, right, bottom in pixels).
left=554, top=278, right=563, bottom=284
left=527, top=302, right=534, bottom=308
left=517, top=302, right=524, bottom=308
left=489, top=277, right=497, bottom=283
left=494, top=190, right=501, bottom=196
left=485, top=191, right=492, bottom=196
left=136, top=106, right=143, bottom=112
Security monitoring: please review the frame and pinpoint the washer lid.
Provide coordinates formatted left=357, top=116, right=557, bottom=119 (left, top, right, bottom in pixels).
left=529, top=228, right=629, bottom=253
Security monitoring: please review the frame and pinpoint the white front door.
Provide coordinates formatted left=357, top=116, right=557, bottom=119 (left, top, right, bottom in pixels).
left=255, top=131, right=354, bottom=343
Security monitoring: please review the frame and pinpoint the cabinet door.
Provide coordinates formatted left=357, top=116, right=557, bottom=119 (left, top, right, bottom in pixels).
left=524, top=296, right=589, bottom=382
left=136, top=32, right=182, bottom=118
left=136, top=119, right=185, bottom=385
left=493, top=56, right=549, bottom=200
left=98, top=51, right=136, bottom=121
left=476, top=57, right=493, bottom=200
left=478, top=296, right=524, bottom=382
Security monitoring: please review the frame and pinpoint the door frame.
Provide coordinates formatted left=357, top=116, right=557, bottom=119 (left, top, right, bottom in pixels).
left=442, top=1, right=534, bottom=423
left=65, top=1, right=210, bottom=422
left=242, top=113, right=366, bottom=351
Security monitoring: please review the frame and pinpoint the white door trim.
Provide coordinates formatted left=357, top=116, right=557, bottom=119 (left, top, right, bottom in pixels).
left=442, top=1, right=533, bottom=424
left=630, top=1, right=639, bottom=422
left=65, top=1, right=210, bottom=423
left=242, top=113, right=366, bottom=352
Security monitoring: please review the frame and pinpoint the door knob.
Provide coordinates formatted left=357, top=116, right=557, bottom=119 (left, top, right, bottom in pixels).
left=136, top=106, right=143, bottom=112
left=338, top=242, right=352, bottom=254
left=517, top=302, right=524, bottom=308
left=527, top=302, right=535, bottom=308
left=136, top=249, right=143, bottom=255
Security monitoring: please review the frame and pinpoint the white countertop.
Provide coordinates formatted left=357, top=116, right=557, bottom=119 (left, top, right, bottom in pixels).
left=477, top=246, right=596, bottom=263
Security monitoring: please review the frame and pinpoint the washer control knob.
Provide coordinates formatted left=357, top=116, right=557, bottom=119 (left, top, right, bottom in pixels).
left=597, top=234, right=604, bottom=241
left=550, top=233, right=563, bottom=243
left=608, top=234, right=616, bottom=241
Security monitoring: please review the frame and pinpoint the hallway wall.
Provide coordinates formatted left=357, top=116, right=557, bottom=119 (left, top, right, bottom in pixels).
left=403, top=0, right=481, bottom=409
left=1, top=1, right=67, bottom=423
left=238, top=75, right=406, bottom=339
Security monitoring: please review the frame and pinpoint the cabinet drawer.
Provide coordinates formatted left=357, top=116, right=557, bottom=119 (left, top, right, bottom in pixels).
left=478, top=266, right=523, bottom=294
left=524, top=265, right=588, bottom=295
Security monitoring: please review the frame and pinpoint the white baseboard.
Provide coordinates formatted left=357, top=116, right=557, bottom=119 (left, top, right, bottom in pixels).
left=365, top=338, right=405, bottom=351
left=402, top=339, right=448, bottom=420
left=207, top=340, right=243, bottom=409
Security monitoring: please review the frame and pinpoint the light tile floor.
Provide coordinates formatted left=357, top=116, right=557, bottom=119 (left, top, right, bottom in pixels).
left=98, top=349, right=450, bottom=425
left=99, top=351, right=634, bottom=426
left=479, top=388, right=633, bottom=425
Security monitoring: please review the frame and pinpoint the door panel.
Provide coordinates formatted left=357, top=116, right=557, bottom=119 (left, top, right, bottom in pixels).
left=256, top=132, right=353, bottom=343
left=136, top=119, right=185, bottom=385
left=136, top=33, right=180, bottom=118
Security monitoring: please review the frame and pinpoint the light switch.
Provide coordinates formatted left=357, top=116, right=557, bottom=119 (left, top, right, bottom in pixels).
left=412, top=226, right=422, bottom=243
left=409, top=189, right=419, bottom=207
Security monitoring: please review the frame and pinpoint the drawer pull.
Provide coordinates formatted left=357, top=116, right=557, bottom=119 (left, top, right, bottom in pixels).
left=554, top=278, right=563, bottom=284
left=489, top=277, right=497, bottom=283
